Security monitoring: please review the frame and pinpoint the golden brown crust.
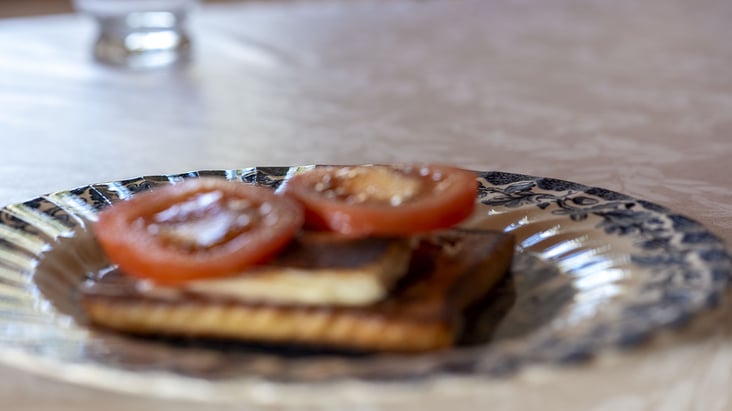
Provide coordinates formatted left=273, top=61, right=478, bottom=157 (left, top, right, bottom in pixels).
left=80, top=229, right=514, bottom=353
left=82, top=300, right=454, bottom=352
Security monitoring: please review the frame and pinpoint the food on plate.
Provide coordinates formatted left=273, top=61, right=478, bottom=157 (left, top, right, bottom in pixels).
left=157, top=232, right=413, bottom=307
left=82, top=165, right=515, bottom=353
left=82, top=230, right=514, bottom=352
left=280, top=164, right=477, bottom=236
left=94, top=179, right=303, bottom=284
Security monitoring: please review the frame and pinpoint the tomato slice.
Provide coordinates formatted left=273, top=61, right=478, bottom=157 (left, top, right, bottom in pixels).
left=280, top=164, right=477, bottom=236
left=94, top=178, right=303, bottom=285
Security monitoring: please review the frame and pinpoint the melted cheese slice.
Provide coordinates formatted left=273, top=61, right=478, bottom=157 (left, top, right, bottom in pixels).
left=137, top=233, right=412, bottom=306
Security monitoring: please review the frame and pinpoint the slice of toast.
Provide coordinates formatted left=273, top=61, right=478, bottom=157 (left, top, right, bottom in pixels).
left=80, top=230, right=514, bottom=353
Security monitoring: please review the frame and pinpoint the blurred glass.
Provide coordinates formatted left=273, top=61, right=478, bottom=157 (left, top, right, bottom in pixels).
left=73, top=0, right=199, bottom=69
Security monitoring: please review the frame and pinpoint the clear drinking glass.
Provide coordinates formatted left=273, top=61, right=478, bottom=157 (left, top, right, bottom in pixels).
left=73, top=0, right=199, bottom=69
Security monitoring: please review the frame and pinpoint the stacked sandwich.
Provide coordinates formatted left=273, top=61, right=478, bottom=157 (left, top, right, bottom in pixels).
left=81, top=164, right=514, bottom=353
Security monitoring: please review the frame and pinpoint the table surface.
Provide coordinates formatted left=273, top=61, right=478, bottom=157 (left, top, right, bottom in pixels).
left=1, top=0, right=731, bottom=409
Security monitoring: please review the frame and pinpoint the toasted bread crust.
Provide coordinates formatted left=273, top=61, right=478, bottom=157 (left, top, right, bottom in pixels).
left=83, top=300, right=454, bottom=352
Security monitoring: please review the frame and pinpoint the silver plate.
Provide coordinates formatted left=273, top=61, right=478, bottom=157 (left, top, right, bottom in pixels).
left=0, top=166, right=729, bottom=406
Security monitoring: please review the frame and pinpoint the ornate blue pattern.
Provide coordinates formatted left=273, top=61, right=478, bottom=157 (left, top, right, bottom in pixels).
left=476, top=171, right=730, bottom=365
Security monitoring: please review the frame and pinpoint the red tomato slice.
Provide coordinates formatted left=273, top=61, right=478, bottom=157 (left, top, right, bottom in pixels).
left=280, top=164, right=477, bottom=237
left=94, top=178, right=303, bottom=285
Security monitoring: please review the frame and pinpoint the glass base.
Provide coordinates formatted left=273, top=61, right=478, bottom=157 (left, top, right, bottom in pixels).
left=91, top=11, right=192, bottom=69
left=93, top=31, right=191, bottom=69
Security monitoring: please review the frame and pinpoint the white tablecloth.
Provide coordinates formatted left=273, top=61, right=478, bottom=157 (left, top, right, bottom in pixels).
left=0, top=0, right=731, bottom=409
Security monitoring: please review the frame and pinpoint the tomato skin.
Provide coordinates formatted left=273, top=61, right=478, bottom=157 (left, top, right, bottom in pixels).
left=281, top=164, right=477, bottom=237
left=94, top=178, right=303, bottom=285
